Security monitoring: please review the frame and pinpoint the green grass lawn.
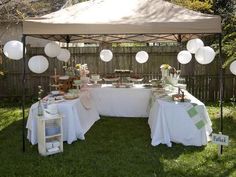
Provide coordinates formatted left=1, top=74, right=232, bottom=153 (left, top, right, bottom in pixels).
left=0, top=102, right=235, bottom=177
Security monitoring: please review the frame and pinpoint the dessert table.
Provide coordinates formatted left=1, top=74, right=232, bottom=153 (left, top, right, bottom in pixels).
left=26, top=84, right=212, bottom=147
left=89, top=84, right=152, bottom=117
left=148, top=89, right=212, bottom=147
left=26, top=97, right=100, bottom=145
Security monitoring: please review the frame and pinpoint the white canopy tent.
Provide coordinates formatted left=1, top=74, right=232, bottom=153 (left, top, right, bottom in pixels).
left=21, top=0, right=224, bottom=153
left=23, top=0, right=221, bottom=43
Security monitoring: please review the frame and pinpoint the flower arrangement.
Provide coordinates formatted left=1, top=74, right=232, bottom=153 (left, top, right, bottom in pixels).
left=160, top=64, right=171, bottom=70
left=0, top=71, right=4, bottom=76
left=37, top=85, right=44, bottom=116
left=38, top=85, right=44, bottom=101
left=160, top=64, right=181, bottom=86
left=63, top=66, right=76, bottom=76
left=62, top=63, right=90, bottom=78
left=160, top=64, right=171, bottom=80
left=76, top=63, right=89, bottom=77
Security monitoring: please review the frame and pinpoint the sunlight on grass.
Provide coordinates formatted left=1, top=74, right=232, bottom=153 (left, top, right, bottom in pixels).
left=0, top=108, right=22, bottom=131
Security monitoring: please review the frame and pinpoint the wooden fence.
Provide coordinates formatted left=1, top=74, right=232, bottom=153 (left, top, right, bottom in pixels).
left=0, top=45, right=235, bottom=102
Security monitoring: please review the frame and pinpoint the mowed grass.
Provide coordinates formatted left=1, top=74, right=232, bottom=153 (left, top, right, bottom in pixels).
left=0, top=102, right=235, bottom=177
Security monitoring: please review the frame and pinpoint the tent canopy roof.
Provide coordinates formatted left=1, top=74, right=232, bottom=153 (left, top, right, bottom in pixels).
left=23, top=0, right=221, bottom=43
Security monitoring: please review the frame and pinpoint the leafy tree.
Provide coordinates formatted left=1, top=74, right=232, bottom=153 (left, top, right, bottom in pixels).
left=168, top=0, right=236, bottom=68
left=168, top=0, right=213, bottom=13
left=0, top=0, right=68, bottom=43
left=213, top=0, right=236, bottom=68
left=0, top=0, right=68, bottom=76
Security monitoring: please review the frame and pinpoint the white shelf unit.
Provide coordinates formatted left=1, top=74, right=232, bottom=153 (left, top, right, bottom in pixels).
left=37, top=115, right=63, bottom=156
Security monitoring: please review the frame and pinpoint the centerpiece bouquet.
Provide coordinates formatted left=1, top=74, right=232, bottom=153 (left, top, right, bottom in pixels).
left=37, top=85, right=44, bottom=116
left=160, top=64, right=181, bottom=86
left=63, top=66, right=76, bottom=77
left=160, top=64, right=171, bottom=80
left=75, top=63, right=90, bottom=89
left=75, top=63, right=89, bottom=77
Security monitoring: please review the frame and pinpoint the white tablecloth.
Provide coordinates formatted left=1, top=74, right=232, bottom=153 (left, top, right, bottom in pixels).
left=89, top=84, right=152, bottom=117
left=26, top=98, right=100, bottom=145
left=27, top=84, right=213, bottom=147
left=148, top=90, right=212, bottom=147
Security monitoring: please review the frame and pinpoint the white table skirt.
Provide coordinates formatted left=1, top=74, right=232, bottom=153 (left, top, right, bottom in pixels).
left=148, top=90, right=212, bottom=147
left=89, top=84, right=152, bottom=117
left=26, top=98, right=100, bottom=145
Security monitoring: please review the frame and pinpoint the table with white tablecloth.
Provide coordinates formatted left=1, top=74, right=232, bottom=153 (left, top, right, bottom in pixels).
left=26, top=84, right=212, bottom=147
left=26, top=97, right=100, bottom=145
left=148, top=90, right=212, bottom=147
left=89, top=84, right=152, bottom=117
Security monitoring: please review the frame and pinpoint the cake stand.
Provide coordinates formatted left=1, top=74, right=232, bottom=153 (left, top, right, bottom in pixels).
left=103, top=77, right=120, bottom=83
left=127, top=77, right=143, bottom=82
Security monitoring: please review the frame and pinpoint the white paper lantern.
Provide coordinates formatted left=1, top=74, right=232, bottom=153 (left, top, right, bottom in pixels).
left=187, top=38, right=204, bottom=54
left=195, top=46, right=216, bottom=65
left=3, top=40, right=26, bottom=60
left=44, top=42, right=61, bottom=58
left=135, top=51, right=149, bottom=64
left=28, top=55, right=49, bottom=74
left=100, top=49, right=113, bottom=62
left=230, top=60, right=236, bottom=75
left=57, top=49, right=70, bottom=62
left=177, top=50, right=192, bottom=64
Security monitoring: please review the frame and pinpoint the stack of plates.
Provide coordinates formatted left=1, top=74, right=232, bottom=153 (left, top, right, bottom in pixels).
left=45, top=125, right=60, bottom=136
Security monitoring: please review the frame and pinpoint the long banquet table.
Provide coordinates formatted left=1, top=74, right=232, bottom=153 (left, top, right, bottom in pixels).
left=148, top=89, right=212, bottom=147
left=89, top=84, right=151, bottom=117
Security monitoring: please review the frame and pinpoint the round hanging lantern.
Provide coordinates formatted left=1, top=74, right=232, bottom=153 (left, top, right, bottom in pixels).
left=100, top=49, right=113, bottom=62
left=195, top=46, right=216, bottom=65
left=135, top=51, right=149, bottom=64
left=44, top=42, right=61, bottom=58
left=230, top=60, right=236, bottom=75
left=177, top=50, right=192, bottom=64
left=187, top=38, right=204, bottom=54
left=57, top=49, right=70, bottom=62
left=28, top=55, right=49, bottom=74
left=3, top=40, right=26, bottom=60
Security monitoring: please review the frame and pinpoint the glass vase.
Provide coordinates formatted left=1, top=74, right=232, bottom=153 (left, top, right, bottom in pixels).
left=38, top=100, right=44, bottom=116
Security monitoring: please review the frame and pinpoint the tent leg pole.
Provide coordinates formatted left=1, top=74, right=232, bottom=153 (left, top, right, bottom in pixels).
left=219, top=33, right=223, bottom=155
left=22, top=35, right=26, bottom=152
left=66, top=35, right=70, bottom=71
left=177, top=34, right=182, bottom=70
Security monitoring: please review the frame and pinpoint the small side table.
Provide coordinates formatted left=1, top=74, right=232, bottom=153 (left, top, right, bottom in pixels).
left=37, top=115, right=63, bottom=156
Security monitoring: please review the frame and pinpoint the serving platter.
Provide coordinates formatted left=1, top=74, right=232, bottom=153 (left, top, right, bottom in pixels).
left=127, top=77, right=143, bottom=82
left=103, top=77, right=120, bottom=82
